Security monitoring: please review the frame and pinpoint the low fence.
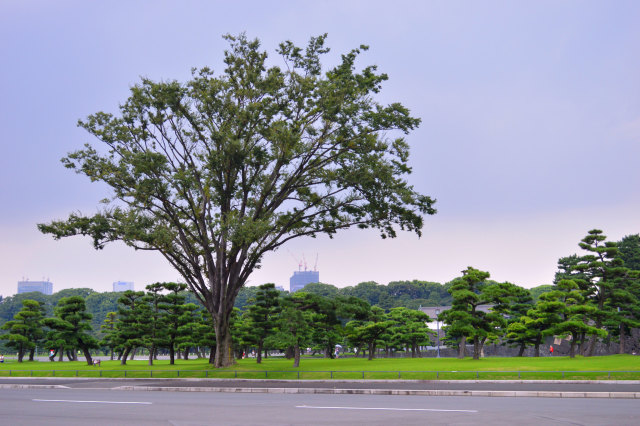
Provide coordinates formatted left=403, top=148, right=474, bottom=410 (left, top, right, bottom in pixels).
left=1, top=369, right=639, bottom=380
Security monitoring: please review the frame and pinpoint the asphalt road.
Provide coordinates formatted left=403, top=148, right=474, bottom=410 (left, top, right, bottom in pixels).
left=2, top=387, right=639, bottom=425
left=2, top=377, right=640, bottom=393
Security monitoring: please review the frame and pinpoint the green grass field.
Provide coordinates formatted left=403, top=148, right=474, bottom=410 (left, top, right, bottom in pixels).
left=1, top=355, right=639, bottom=380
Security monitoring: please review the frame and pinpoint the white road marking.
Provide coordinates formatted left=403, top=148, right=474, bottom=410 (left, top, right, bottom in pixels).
left=296, top=405, right=477, bottom=413
left=33, top=399, right=152, bottom=405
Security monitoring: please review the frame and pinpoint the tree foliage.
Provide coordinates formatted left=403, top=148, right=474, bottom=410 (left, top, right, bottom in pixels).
left=1, top=300, right=45, bottom=362
left=43, top=296, right=98, bottom=365
left=38, top=33, right=435, bottom=367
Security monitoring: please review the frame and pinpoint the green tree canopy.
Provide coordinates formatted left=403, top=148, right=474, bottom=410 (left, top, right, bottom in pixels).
left=618, top=234, right=640, bottom=271
left=38, top=33, right=436, bottom=367
left=243, top=283, right=280, bottom=363
left=43, top=296, right=99, bottom=365
left=1, top=299, right=46, bottom=362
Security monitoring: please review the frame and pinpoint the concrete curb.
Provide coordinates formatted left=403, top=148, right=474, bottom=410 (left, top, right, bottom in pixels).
left=0, top=384, right=69, bottom=390
left=109, top=385, right=640, bottom=398
left=2, top=377, right=640, bottom=385
left=2, top=383, right=639, bottom=398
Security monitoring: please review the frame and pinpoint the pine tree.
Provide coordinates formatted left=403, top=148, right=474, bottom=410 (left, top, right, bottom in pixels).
left=43, top=296, right=99, bottom=365
left=1, top=299, right=45, bottom=362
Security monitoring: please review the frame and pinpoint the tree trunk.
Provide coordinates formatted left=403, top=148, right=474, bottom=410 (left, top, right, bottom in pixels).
left=569, top=335, right=577, bottom=358
left=586, top=334, right=597, bottom=357
left=129, top=347, right=136, bottom=360
left=148, top=344, right=155, bottom=366
left=458, top=336, right=466, bottom=359
left=213, top=310, right=234, bottom=368
left=121, top=347, right=131, bottom=365
left=473, top=337, right=487, bottom=360
left=285, top=346, right=294, bottom=359
left=534, top=342, right=540, bottom=357
left=256, top=340, right=263, bottom=364
left=17, top=345, right=25, bottom=363
left=169, top=344, right=176, bottom=365
left=293, top=342, right=301, bottom=368
left=109, top=348, right=114, bottom=361
left=264, top=349, right=268, bottom=359
left=58, top=346, right=64, bottom=362
left=367, top=342, right=375, bottom=360
left=518, top=343, right=526, bottom=357
left=81, top=346, right=93, bottom=366
left=183, top=347, right=190, bottom=360
left=209, top=346, right=216, bottom=364
left=28, top=347, right=36, bottom=361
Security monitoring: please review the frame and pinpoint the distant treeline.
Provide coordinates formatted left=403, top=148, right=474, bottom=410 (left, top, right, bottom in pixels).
left=0, top=279, right=555, bottom=338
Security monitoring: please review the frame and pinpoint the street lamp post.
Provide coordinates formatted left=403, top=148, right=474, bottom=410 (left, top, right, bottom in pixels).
left=435, top=308, right=440, bottom=358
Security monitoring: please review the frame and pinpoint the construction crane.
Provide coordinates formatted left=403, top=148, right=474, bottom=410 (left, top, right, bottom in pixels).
left=287, top=249, right=303, bottom=271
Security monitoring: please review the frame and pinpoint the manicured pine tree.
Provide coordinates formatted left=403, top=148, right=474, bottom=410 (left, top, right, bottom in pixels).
left=157, top=283, right=188, bottom=365
left=344, top=306, right=391, bottom=361
left=100, top=311, right=118, bottom=360
left=540, top=279, right=606, bottom=358
left=387, top=307, right=431, bottom=358
left=244, top=283, right=280, bottom=363
left=43, top=296, right=99, bottom=365
left=572, top=230, right=629, bottom=356
left=612, top=234, right=640, bottom=353
left=176, top=303, right=201, bottom=360
left=114, top=291, right=149, bottom=365
left=142, top=283, right=169, bottom=366
left=618, top=234, right=640, bottom=271
left=1, top=299, right=46, bottom=362
left=506, top=296, right=558, bottom=357
left=272, top=294, right=316, bottom=367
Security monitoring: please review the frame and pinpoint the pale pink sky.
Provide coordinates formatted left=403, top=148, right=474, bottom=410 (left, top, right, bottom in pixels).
left=1, top=1, right=639, bottom=295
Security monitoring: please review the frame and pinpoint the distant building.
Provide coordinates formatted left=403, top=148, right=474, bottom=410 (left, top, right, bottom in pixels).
left=275, top=285, right=285, bottom=292
left=113, top=281, right=134, bottom=292
left=17, top=280, right=53, bottom=295
left=289, top=270, right=319, bottom=292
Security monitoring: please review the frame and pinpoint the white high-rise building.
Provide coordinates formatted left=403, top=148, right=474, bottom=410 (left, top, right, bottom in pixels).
left=289, top=270, right=319, bottom=292
left=18, top=280, right=53, bottom=295
left=113, top=281, right=134, bottom=292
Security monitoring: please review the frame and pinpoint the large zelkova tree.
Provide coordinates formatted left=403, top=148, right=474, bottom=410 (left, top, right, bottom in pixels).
left=1, top=300, right=46, bottom=362
left=37, top=34, right=436, bottom=367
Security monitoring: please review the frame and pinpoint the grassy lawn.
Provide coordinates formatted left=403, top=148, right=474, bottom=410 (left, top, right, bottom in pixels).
left=1, top=355, right=638, bottom=380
